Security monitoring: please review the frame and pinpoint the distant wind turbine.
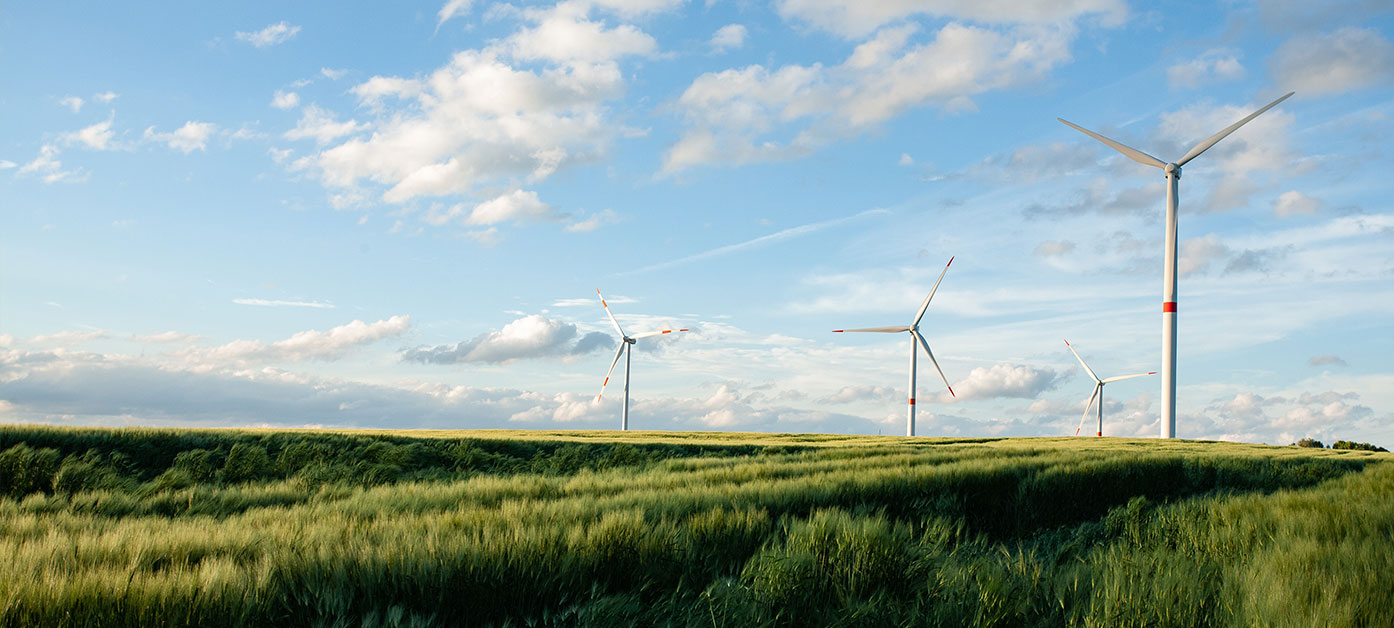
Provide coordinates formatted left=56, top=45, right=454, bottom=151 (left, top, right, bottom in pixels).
left=1059, top=91, right=1293, bottom=438
left=594, top=289, right=687, bottom=431
left=1065, top=339, right=1155, bottom=437
left=833, top=257, right=956, bottom=437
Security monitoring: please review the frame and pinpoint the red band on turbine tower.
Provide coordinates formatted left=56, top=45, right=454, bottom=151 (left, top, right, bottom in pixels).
left=908, top=398, right=916, bottom=405
left=1163, top=301, right=1177, bottom=312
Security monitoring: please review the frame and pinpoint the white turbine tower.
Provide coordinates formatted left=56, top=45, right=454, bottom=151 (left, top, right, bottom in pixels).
left=594, top=289, right=688, bottom=431
left=833, top=257, right=956, bottom=437
left=1059, top=91, right=1293, bottom=438
left=1064, top=339, right=1155, bottom=438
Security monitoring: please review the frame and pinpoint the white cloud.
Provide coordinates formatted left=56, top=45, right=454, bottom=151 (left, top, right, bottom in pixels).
left=898, top=153, right=913, bottom=166
left=937, top=363, right=1062, bottom=402
left=17, top=144, right=87, bottom=184
left=664, top=21, right=1077, bottom=173
left=402, top=314, right=611, bottom=364
left=312, top=48, right=624, bottom=204
left=30, top=330, right=109, bottom=346
left=508, top=2, right=658, bottom=65
left=565, top=208, right=620, bottom=232
left=132, top=331, right=201, bottom=344
left=437, top=0, right=474, bottom=30
left=284, top=105, right=367, bottom=144
left=59, top=96, right=84, bottom=113
left=232, top=298, right=336, bottom=309
left=1155, top=101, right=1294, bottom=174
left=94, top=91, right=118, bottom=103
left=144, top=121, right=217, bottom=153
left=0, top=160, right=16, bottom=170
left=1274, top=190, right=1321, bottom=218
left=773, top=0, right=1126, bottom=39
left=1034, top=240, right=1075, bottom=257
left=320, top=68, right=347, bottom=80
left=1271, top=27, right=1394, bottom=95
left=466, top=189, right=562, bottom=225
left=236, top=21, right=301, bottom=48
left=178, top=316, right=411, bottom=367
left=66, top=115, right=116, bottom=150
left=271, top=90, right=301, bottom=110
left=1179, top=233, right=1230, bottom=276
left=709, top=24, right=747, bottom=51
left=1167, top=49, right=1244, bottom=89
left=820, top=384, right=900, bottom=404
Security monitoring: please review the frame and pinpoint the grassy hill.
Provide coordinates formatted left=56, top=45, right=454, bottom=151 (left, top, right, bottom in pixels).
left=1, top=425, right=1390, bottom=627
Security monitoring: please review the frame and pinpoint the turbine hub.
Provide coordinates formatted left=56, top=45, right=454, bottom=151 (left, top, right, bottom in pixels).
left=625, top=337, right=636, bottom=344
left=1164, top=162, right=1179, bottom=176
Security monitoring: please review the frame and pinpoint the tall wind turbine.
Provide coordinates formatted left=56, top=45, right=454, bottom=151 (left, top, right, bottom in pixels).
left=1059, top=91, right=1293, bottom=438
left=594, top=289, right=687, bottom=431
left=1064, top=339, right=1155, bottom=437
left=833, top=257, right=956, bottom=437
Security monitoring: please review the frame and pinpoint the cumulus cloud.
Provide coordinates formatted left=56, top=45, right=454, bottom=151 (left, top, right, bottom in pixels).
left=773, top=0, right=1126, bottom=39
left=937, top=363, right=1062, bottom=402
left=1274, top=190, right=1321, bottom=218
left=402, top=314, right=611, bottom=364
left=664, top=21, right=1078, bottom=174
left=271, top=90, right=301, bottom=110
left=820, top=384, right=900, bottom=404
left=144, top=121, right=217, bottom=153
left=1167, top=49, right=1244, bottom=89
left=710, top=24, right=747, bottom=51
left=66, top=115, right=116, bottom=150
left=284, top=105, right=367, bottom=144
left=30, top=330, right=109, bottom=346
left=177, top=316, right=410, bottom=367
left=565, top=209, right=620, bottom=232
left=94, top=91, right=118, bottom=103
left=1271, top=27, right=1394, bottom=95
left=1155, top=101, right=1294, bottom=175
left=236, top=21, right=301, bottom=48
left=311, top=47, right=624, bottom=204
left=508, top=2, right=658, bottom=64
left=60, top=96, right=84, bottom=113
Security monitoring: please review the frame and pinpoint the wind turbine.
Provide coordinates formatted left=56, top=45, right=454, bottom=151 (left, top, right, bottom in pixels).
left=594, top=289, right=687, bottom=431
left=1058, top=91, right=1293, bottom=438
left=1064, top=339, right=1155, bottom=437
left=833, top=257, right=956, bottom=437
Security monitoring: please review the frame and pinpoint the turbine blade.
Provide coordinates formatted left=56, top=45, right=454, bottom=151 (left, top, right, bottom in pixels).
left=1076, top=385, right=1101, bottom=436
left=631, top=328, right=689, bottom=340
left=1102, top=371, right=1157, bottom=384
left=1058, top=118, right=1166, bottom=169
left=833, top=326, right=911, bottom=333
left=913, top=256, right=954, bottom=327
left=1063, top=339, right=1102, bottom=384
left=596, top=342, right=627, bottom=401
left=1176, top=92, right=1294, bottom=167
left=913, top=330, right=954, bottom=397
left=595, top=289, right=626, bottom=337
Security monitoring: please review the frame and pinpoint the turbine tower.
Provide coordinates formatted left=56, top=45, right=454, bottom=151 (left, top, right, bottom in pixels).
left=595, top=289, right=687, bottom=431
left=1058, top=91, right=1293, bottom=438
left=833, top=257, right=956, bottom=437
left=1064, top=339, right=1156, bottom=437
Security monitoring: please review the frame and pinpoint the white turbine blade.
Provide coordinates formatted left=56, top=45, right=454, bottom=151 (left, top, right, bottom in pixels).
left=913, top=330, right=954, bottom=397
left=1063, top=339, right=1102, bottom=384
left=631, top=328, right=689, bottom=340
left=1075, top=385, right=1101, bottom=436
left=1176, top=92, right=1294, bottom=167
left=596, top=342, right=627, bottom=401
left=1058, top=118, right=1166, bottom=169
left=833, top=326, right=910, bottom=333
left=1102, top=371, right=1157, bottom=384
left=912, top=256, right=954, bottom=327
left=595, top=289, right=626, bottom=337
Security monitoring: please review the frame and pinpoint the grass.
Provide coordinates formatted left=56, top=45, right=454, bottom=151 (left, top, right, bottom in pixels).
left=0, top=425, right=1390, bottom=627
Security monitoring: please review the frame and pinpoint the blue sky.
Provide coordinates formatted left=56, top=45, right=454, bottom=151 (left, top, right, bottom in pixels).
left=3, top=0, right=1392, bottom=445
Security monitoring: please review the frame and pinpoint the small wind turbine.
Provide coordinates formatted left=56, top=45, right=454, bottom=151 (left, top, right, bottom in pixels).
left=1064, top=339, right=1155, bottom=437
left=594, top=289, right=687, bottom=431
left=1059, top=91, right=1293, bottom=438
left=833, top=257, right=956, bottom=437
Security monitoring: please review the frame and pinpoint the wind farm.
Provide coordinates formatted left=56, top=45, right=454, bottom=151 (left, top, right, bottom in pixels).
left=3, top=2, right=1393, bottom=625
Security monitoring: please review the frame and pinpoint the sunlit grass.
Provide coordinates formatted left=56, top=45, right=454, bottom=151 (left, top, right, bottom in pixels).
left=0, top=426, right=1389, bottom=626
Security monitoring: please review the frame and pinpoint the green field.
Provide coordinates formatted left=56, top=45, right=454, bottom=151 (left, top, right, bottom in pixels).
left=1, top=426, right=1390, bottom=627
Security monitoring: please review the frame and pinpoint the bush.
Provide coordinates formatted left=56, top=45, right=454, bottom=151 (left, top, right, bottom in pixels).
left=1295, top=438, right=1324, bottom=448
left=1331, top=440, right=1389, bottom=453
